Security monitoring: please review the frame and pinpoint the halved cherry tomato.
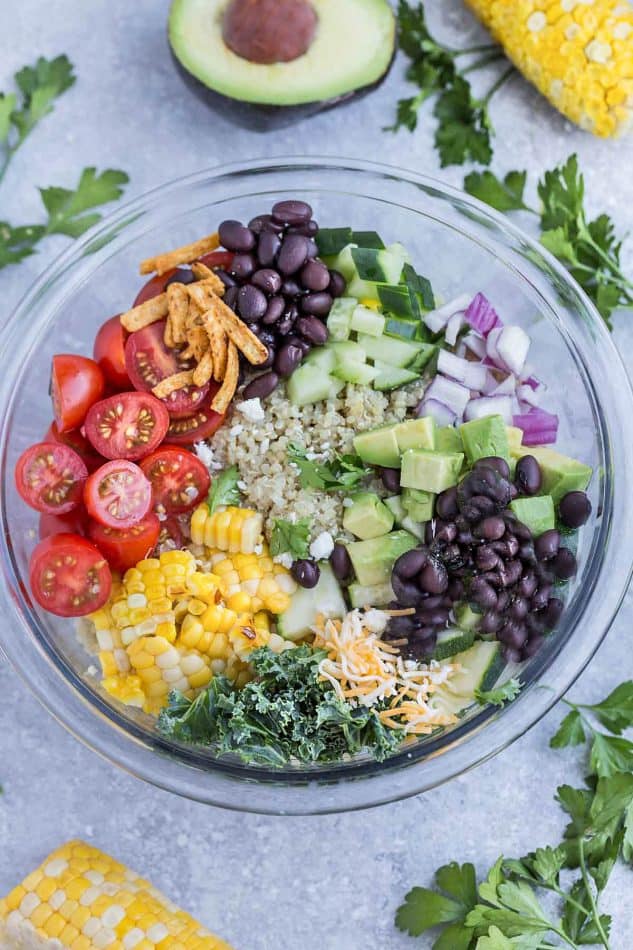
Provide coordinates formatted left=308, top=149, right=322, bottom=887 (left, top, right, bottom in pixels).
left=39, top=506, right=89, bottom=539
left=88, top=513, right=160, bottom=572
left=197, top=250, right=234, bottom=270
left=84, top=460, right=152, bottom=529
left=84, top=392, right=169, bottom=461
left=164, top=395, right=226, bottom=446
left=29, top=533, right=112, bottom=617
left=140, top=446, right=211, bottom=514
left=125, top=322, right=210, bottom=419
left=16, top=442, right=88, bottom=514
left=51, top=354, right=105, bottom=433
left=157, top=515, right=185, bottom=550
left=44, top=421, right=104, bottom=473
left=93, top=315, right=130, bottom=390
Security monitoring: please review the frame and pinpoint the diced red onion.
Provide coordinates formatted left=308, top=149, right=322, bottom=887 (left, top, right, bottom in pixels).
left=517, top=382, right=542, bottom=407
left=490, top=374, right=517, bottom=396
left=462, top=332, right=486, bottom=359
left=464, top=293, right=502, bottom=337
left=445, top=312, right=464, bottom=347
left=485, top=327, right=506, bottom=369
left=522, top=374, right=540, bottom=391
left=496, top=326, right=530, bottom=377
left=465, top=395, right=513, bottom=424
left=417, top=398, right=457, bottom=427
left=423, top=374, right=471, bottom=418
left=482, top=371, right=501, bottom=395
left=424, top=293, right=472, bottom=334
left=513, top=409, right=559, bottom=445
left=438, top=350, right=488, bottom=392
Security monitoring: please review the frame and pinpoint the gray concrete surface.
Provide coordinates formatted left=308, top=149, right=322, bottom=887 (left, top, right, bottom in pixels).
left=1, top=1, right=633, bottom=947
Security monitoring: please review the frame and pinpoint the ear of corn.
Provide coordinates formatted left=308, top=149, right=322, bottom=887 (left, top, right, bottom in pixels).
left=0, top=840, right=234, bottom=949
left=190, top=504, right=263, bottom=553
left=465, top=0, right=633, bottom=137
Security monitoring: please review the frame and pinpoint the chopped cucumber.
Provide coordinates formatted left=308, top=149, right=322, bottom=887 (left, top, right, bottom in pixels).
left=329, top=340, right=367, bottom=362
left=352, top=230, right=385, bottom=249
left=431, top=628, right=476, bottom=662
left=316, top=227, right=353, bottom=257
left=277, top=564, right=346, bottom=642
left=348, top=580, right=395, bottom=608
left=327, top=297, right=356, bottom=341
left=287, top=363, right=344, bottom=407
left=350, top=247, right=405, bottom=283
left=431, top=689, right=471, bottom=719
left=350, top=305, right=386, bottom=337
left=445, top=641, right=505, bottom=697
left=357, top=333, right=430, bottom=368
left=332, top=361, right=378, bottom=386
left=453, top=603, right=482, bottom=633
left=385, top=317, right=420, bottom=340
left=331, top=244, right=357, bottom=282
left=373, top=362, right=420, bottom=392
left=402, top=263, right=434, bottom=310
left=304, top=346, right=337, bottom=373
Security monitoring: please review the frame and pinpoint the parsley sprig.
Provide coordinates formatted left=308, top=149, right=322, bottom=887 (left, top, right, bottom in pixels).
left=464, top=155, right=633, bottom=328
left=270, top=518, right=311, bottom=560
left=287, top=443, right=369, bottom=493
left=389, top=1, right=514, bottom=167
left=396, top=679, right=633, bottom=949
left=207, top=465, right=241, bottom=514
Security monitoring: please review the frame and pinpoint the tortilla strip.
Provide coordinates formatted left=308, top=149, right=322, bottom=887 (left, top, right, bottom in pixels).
left=152, top=371, right=194, bottom=398
left=166, top=282, right=189, bottom=346
left=181, top=326, right=209, bottom=362
left=192, top=349, right=215, bottom=388
left=207, top=294, right=268, bottom=365
left=190, top=263, right=225, bottom=296
left=120, top=293, right=168, bottom=332
left=211, top=342, right=239, bottom=413
left=139, top=232, right=220, bottom=276
left=203, top=314, right=228, bottom=381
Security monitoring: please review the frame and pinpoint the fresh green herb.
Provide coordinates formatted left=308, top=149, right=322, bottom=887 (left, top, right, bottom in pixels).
left=287, top=443, right=369, bottom=493
left=464, top=155, right=633, bottom=328
left=270, top=518, right=311, bottom=559
left=0, top=54, right=75, bottom=183
left=207, top=465, right=241, bottom=514
left=158, top=646, right=401, bottom=767
left=396, top=679, right=633, bottom=948
left=388, top=1, right=514, bottom=167
left=475, top=678, right=522, bottom=707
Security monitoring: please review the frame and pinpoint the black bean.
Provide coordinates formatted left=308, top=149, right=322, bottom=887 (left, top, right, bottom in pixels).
left=419, top=560, right=448, bottom=595
left=262, top=295, right=285, bottom=325
left=535, top=562, right=555, bottom=584
left=272, top=199, right=313, bottom=226
left=531, top=584, right=552, bottom=611
left=301, top=292, right=333, bottom=317
left=291, top=559, right=320, bottom=589
left=241, top=371, right=279, bottom=400
left=526, top=613, right=545, bottom=636
left=278, top=234, right=309, bottom=275
left=257, top=230, right=281, bottom=267
left=522, top=635, right=544, bottom=659
left=418, top=607, right=450, bottom=627
left=306, top=237, right=319, bottom=259
left=300, top=259, right=330, bottom=292
left=386, top=615, right=417, bottom=636
left=281, top=277, right=302, bottom=298
left=461, top=503, right=481, bottom=523
left=457, top=530, right=474, bottom=546
left=447, top=579, right=464, bottom=601
left=510, top=519, right=533, bottom=542
left=258, top=346, right=276, bottom=370
left=436, top=487, right=459, bottom=520
left=296, top=315, right=328, bottom=346
left=499, top=559, right=523, bottom=588
left=559, top=491, right=592, bottom=529
left=252, top=268, right=282, bottom=294
left=552, top=548, right=577, bottom=580
left=542, top=597, right=564, bottom=629
left=498, top=620, right=527, bottom=649
left=435, top=522, right=457, bottom=543
left=286, top=335, right=311, bottom=356
left=518, top=572, right=538, bottom=598
left=376, top=466, right=400, bottom=493
left=248, top=214, right=276, bottom=234
left=496, top=590, right=510, bottom=612
left=392, top=573, right=424, bottom=607
left=329, top=543, right=353, bottom=582
left=502, top=645, right=522, bottom=663
left=287, top=219, right=319, bottom=237
left=256, top=328, right=276, bottom=347
left=470, top=495, right=496, bottom=516
left=224, top=285, right=239, bottom=310
left=237, top=284, right=267, bottom=322
left=504, top=535, right=519, bottom=558
left=509, top=597, right=529, bottom=621
left=534, top=529, right=560, bottom=561
left=231, top=253, right=256, bottom=279
left=274, top=342, right=304, bottom=377
left=394, top=548, right=429, bottom=579
left=328, top=269, right=346, bottom=298
left=277, top=316, right=295, bottom=336
left=519, top=541, right=536, bottom=564
left=165, top=267, right=195, bottom=287
left=476, top=546, right=501, bottom=572
left=474, top=456, right=511, bottom=479
left=218, top=220, right=255, bottom=253
left=475, top=515, right=506, bottom=541
left=214, top=268, right=237, bottom=289
left=470, top=576, right=497, bottom=609
left=481, top=610, right=502, bottom=634
left=515, top=455, right=542, bottom=495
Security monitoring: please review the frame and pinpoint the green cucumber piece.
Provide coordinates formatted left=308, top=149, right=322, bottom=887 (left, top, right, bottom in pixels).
left=453, top=603, right=482, bottom=633
left=357, top=333, right=429, bottom=368
left=385, top=317, right=420, bottom=340
left=350, top=305, right=386, bottom=337
left=402, top=263, right=435, bottom=310
left=351, top=247, right=405, bottom=283
left=352, top=230, right=385, bottom=249
left=277, top=564, right=346, bottom=642
left=287, top=363, right=344, bottom=407
left=329, top=340, right=367, bottom=362
left=331, top=244, right=357, bottom=282
left=327, top=297, right=356, bottom=341
left=348, top=581, right=394, bottom=608
left=372, top=363, right=420, bottom=392
left=315, top=228, right=353, bottom=257
left=431, top=628, right=475, bottom=662
left=445, top=642, right=505, bottom=697
left=332, top=361, right=378, bottom=386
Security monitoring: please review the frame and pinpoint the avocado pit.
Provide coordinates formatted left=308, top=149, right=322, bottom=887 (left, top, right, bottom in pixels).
left=223, top=0, right=317, bottom=64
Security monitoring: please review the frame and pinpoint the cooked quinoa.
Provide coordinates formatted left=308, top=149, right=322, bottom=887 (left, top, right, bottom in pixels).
left=198, top=380, right=427, bottom=541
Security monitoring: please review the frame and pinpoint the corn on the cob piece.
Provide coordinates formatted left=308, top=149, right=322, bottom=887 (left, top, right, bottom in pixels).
left=125, top=636, right=213, bottom=714
left=0, top=840, right=234, bottom=949
left=207, top=549, right=296, bottom=614
left=190, top=504, right=263, bottom=554
left=465, top=0, right=633, bottom=137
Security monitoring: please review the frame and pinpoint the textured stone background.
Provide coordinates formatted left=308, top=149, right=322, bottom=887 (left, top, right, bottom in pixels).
left=1, top=2, right=633, bottom=947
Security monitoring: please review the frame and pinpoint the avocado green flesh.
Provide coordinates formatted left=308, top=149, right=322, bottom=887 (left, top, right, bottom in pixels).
left=169, top=0, right=396, bottom=106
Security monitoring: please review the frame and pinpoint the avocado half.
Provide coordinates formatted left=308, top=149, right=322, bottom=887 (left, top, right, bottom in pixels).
left=168, top=0, right=397, bottom=130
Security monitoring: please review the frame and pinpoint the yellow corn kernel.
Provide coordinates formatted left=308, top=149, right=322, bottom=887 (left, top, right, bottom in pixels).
left=156, top=620, right=177, bottom=642
left=201, top=603, right=237, bottom=635
left=207, top=632, right=230, bottom=660
left=226, top=590, right=252, bottom=613
left=187, top=571, right=220, bottom=602
left=359, top=297, right=381, bottom=310
left=99, top=650, right=118, bottom=678
left=265, top=591, right=291, bottom=614
left=190, top=504, right=208, bottom=545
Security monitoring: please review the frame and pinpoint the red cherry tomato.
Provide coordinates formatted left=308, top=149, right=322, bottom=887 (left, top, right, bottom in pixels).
left=93, top=315, right=130, bottom=390
left=88, top=513, right=160, bottom=572
left=84, top=460, right=152, bottom=529
left=44, top=421, right=104, bottom=473
left=51, top=354, right=106, bottom=433
left=140, top=446, right=211, bottom=514
left=84, top=392, right=169, bottom=461
left=197, top=250, right=234, bottom=270
left=29, top=533, right=112, bottom=617
left=133, top=268, right=181, bottom=306
left=15, top=442, right=88, bottom=514
left=163, top=395, right=226, bottom=446
left=124, top=322, right=211, bottom=419
left=39, top=506, right=89, bottom=539
left=157, top=515, right=185, bottom=550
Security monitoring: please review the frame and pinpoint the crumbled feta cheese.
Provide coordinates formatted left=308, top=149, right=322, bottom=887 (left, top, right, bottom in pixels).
left=194, top=441, right=222, bottom=470
left=309, top=531, right=334, bottom=560
left=363, top=609, right=389, bottom=634
left=237, top=480, right=247, bottom=491
left=235, top=397, right=266, bottom=422
left=273, top=552, right=294, bottom=570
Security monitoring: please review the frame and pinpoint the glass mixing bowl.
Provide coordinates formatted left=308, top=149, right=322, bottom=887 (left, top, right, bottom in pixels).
left=1, top=158, right=632, bottom=815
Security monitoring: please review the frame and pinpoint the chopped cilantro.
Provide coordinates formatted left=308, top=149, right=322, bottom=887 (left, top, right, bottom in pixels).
left=270, top=518, right=311, bottom=560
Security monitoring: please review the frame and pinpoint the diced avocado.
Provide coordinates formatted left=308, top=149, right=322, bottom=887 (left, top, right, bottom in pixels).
left=277, top=564, right=346, bottom=642
left=372, top=363, right=420, bottom=392
left=343, top=492, right=394, bottom=540
left=515, top=447, right=592, bottom=503
left=348, top=580, right=394, bottom=608
left=459, top=414, right=510, bottom=464
left=454, top=603, right=482, bottom=633
left=353, top=424, right=401, bottom=468
left=436, top=426, right=463, bottom=454
left=331, top=361, right=378, bottom=386
left=350, top=305, right=386, bottom=337
left=327, top=297, right=356, bottom=341
left=345, top=530, right=417, bottom=586
left=402, top=487, right=434, bottom=522
left=510, top=495, right=556, bottom=537
left=445, top=641, right=505, bottom=697
left=384, top=496, right=425, bottom=541
left=506, top=425, right=524, bottom=452
left=357, top=333, right=433, bottom=369
left=287, top=362, right=344, bottom=406
left=395, top=417, right=436, bottom=453
left=431, top=628, right=476, bottom=662
left=400, top=448, right=464, bottom=493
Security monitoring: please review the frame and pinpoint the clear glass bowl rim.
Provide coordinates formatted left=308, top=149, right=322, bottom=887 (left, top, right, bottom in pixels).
left=1, top=156, right=632, bottom=815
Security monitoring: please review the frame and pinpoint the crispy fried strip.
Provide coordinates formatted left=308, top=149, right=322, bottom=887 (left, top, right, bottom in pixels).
left=211, top=342, right=239, bottom=413
left=190, top=263, right=225, bottom=296
left=192, top=349, right=215, bottom=388
left=152, top=371, right=194, bottom=398
left=166, top=282, right=189, bottom=345
left=186, top=279, right=227, bottom=310
left=203, top=314, right=228, bottom=381
left=139, top=232, right=220, bottom=276
left=208, top=295, right=268, bottom=365
left=120, top=293, right=168, bottom=332
left=181, top=326, right=209, bottom=362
